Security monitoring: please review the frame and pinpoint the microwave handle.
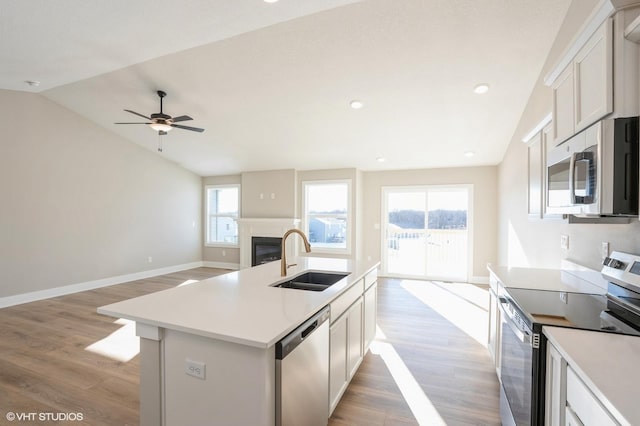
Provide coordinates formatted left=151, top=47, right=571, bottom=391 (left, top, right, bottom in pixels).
left=570, top=151, right=595, bottom=204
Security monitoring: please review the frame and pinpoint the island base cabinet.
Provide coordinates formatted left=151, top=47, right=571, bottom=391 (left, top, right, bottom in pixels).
left=329, top=295, right=365, bottom=414
left=329, top=314, right=348, bottom=414
left=363, top=282, right=377, bottom=352
left=347, top=297, right=364, bottom=378
left=161, top=329, right=275, bottom=426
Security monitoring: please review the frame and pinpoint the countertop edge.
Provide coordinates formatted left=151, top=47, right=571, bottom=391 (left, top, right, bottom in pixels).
left=98, top=260, right=380, bottom=349
left=543, top=326, right=635, bottom=426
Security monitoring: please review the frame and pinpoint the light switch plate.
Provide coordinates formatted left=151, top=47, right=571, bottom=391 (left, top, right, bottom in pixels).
left=601, top=242, right=609, bottom=260
left=185, top=359, right=206, bottom=380
left=560, top=235, right=569, bottom=250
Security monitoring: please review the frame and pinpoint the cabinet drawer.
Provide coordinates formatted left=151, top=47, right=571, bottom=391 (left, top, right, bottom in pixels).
left=566, top=367, right=617, bottom=426
left=364, top=269, right=377, bottom=290
left=330, top=279, right=364, bottom=323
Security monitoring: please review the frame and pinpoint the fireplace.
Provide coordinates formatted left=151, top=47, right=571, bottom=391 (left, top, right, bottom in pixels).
left=252, top=237, right=282, bottom=266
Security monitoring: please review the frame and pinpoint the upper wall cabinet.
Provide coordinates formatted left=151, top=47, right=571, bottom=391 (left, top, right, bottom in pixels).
left=574, top=19, right=613, bottom=132
left=552, top=19, right=613, bottom=145
left=547, top=6, right=640, bottom=147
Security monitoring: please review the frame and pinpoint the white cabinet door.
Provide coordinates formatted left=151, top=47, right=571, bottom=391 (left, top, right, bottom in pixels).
left=566, top=366, right=618, bottom=426
left=546, top=343, right=567, bottom=426
left=329, top=314, right=348, bottom=414
left=528, top=131, right=543, bottom=218
left=553, top=63, right=575, bottom=145
left=347, top=297, right=363, bottom=379
left=363, top=282, right=377, bottom=352
left=574, top=18, right=613, bottom=132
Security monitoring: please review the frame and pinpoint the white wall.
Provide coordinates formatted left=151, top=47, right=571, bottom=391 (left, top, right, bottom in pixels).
left=497, top=0, right=640, bottom=271
left=0, top=90, right=202, bottom=298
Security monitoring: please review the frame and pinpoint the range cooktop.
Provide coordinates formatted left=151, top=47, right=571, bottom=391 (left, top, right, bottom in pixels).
left=501, top=252, right=640, bottom=337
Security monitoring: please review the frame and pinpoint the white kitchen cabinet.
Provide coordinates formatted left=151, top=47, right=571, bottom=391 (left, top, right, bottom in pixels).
left=574, top=18, right=613, bottom=132
left=566, top=366, right=618, bottom=426
left=552, top=63, right=576, bottom=145
left=551, top=19, right=613, bottom=145
left=329, top=313, right=348, bottom=413
left=545, top=339, right=619, bottom=426
left=329, top=296, right=364, bottom=413
left=363, top=281, right=377, bottom=352
left=347, top=297, right=363, bottom=378
left=545, top=342, right=567, bottom=426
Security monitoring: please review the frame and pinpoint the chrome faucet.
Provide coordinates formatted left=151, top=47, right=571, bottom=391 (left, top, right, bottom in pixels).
left=281, top=229, right=312, bottom=276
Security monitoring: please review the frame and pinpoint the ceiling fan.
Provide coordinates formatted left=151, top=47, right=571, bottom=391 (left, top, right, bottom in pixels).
left=115, top=90, right=205, bottom=135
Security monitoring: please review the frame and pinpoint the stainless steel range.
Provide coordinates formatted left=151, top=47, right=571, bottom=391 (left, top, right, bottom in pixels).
left=498, top=251, right=640, bottom=426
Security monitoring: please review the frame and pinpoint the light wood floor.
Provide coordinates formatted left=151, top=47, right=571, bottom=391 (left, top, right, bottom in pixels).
left=0, top=270, right=500, bottom=425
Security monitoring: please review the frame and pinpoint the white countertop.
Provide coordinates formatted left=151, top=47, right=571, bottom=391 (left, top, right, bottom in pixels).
left=488, top=265, right=606, bottom=293
left=543, top=326, right=640, bottom=426
left=98, top=257, right=378, bottom=349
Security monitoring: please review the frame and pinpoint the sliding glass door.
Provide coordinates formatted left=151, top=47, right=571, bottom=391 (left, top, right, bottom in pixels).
left=382, top=185, right=471, bottom=281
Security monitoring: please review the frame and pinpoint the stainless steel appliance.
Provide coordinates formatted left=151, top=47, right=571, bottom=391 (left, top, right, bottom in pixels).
left=275, top=306, right=330, bottom=426
left=546, top=116, right=638, bottom=216
left=498, top=251, right=640, bottom=425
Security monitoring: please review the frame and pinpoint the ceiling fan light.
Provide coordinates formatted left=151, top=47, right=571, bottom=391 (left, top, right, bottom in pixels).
left=149, top=122, right=173, bottom=132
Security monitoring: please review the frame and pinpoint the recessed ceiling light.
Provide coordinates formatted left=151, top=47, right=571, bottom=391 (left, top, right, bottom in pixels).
left=25, top=80, right=40, bottom=87
left=464, top=151, right=475, bottom=158
left=264, top=0, right=279, bottom=3
left=376, top=157, right=387, bottom=163
left=473, top=84, right=489, bottom=94
left=350, top=100, right=364, bottom=110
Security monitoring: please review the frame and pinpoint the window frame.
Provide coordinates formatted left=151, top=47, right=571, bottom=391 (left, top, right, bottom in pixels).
left=302, top=179, right=352, bottom=255
left=204, top=184, right=241, bottom=248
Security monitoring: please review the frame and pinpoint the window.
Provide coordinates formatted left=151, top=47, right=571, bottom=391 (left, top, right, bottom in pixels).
left=205, top=185, right=240, bottom=246
left=303, top=180, right=351, bottom=253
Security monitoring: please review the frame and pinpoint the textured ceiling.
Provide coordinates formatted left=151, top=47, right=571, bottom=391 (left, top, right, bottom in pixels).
left=2, top=0, right=572, bottom=176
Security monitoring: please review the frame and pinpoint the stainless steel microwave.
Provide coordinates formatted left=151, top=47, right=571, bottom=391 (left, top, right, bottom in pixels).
left=546, top=117, right=639, bottom=216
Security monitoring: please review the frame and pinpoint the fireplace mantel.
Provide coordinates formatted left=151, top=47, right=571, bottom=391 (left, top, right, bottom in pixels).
left=237, top=218, right=301, bottom=269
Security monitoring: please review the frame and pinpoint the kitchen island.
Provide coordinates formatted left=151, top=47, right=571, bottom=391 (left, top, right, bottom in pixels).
left=98, top=257, right=379, bottom=426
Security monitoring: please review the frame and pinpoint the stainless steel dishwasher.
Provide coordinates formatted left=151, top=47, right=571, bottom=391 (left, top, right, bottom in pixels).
left=275, top=306, right=330, bottom=426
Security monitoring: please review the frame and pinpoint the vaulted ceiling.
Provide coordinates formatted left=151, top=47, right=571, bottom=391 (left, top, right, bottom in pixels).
left=1, top=0, right=572, bottom=176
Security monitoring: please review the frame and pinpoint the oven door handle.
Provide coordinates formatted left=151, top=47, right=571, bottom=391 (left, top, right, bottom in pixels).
left=499, top=301, right=532, bottom=346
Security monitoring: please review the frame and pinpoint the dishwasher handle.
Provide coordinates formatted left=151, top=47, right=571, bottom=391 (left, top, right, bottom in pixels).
left=276, top=306, right=330, bottom=360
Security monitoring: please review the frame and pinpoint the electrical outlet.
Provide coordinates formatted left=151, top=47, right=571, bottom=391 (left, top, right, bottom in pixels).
left=148, top=256, right=153, bottom=263
left=185, top=359, right=206, bottom=379
left=559, top=292, right=568, bottom=304
left=560, top=235, right=569, bottom=250
left=601, top=242, right=610, bottom=260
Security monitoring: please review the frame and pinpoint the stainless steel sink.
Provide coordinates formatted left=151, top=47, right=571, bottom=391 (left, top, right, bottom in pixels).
left=272, top=272, right=349, bottom=292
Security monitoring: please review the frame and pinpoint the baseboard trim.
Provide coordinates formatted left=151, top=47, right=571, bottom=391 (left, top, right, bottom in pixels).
left=0, top=261, right=205, bottom=309
left=203, top=261, right=240, bottom=270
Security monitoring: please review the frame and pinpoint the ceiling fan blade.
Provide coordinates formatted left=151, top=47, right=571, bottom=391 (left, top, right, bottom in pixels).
left=124, top=109, right=152, bottom=120
left=114, top=122, right=151, bottom=124
left=171, top=115, right=193, bottom=123
left=171, top=124, right=205, bottom=133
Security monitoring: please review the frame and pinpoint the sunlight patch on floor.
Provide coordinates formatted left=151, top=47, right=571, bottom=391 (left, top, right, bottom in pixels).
left=85, top=318, right=139, bottom=362
left=178, top=279, right=199, bottom=287
left=370, top=340, right=446, bottom=426
left=401, top=280, right=488, bottom=345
